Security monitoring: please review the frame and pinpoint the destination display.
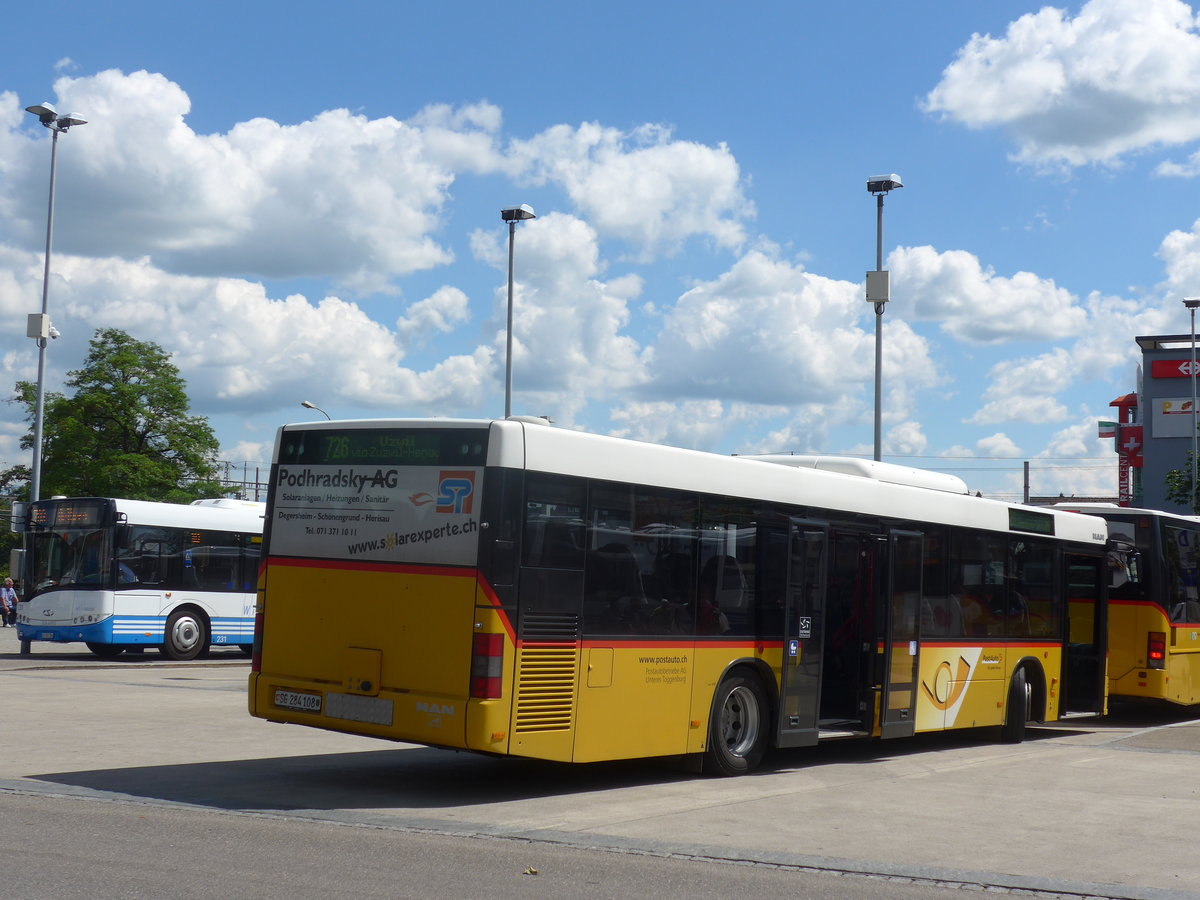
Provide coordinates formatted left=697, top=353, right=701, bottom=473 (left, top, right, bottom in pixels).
left=277, top=427, right=488, bottom=467
left=271, top=462, right=483, bottom=566
left=30, top=499, right=108, bottom=529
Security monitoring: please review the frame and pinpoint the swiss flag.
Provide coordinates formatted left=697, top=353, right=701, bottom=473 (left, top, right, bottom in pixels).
left=1118, top=425, right=1144, bottom=468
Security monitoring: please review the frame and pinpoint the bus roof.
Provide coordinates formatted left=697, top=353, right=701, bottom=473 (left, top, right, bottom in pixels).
left=37, top=497, right=266, bottom=533
left=1052, top=502, right=1200, bottom=526
left=276, top=418, right=1109, bottom=547
left=742, top=455, right=970, bottom=494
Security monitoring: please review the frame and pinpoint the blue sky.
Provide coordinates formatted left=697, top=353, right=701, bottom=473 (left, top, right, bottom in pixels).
left=3, top=0, right=1199, bottom=501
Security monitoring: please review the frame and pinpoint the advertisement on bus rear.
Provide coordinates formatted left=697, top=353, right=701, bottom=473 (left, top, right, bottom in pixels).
left=270, top=464, right=482, bottom=566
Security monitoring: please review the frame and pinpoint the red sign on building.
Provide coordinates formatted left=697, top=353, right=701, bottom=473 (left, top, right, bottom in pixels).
left=1151, top=359, right=1200, bottom=378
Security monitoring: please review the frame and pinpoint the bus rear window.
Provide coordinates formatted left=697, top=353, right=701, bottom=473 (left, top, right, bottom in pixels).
left=278, top=428, right=489, bottom=467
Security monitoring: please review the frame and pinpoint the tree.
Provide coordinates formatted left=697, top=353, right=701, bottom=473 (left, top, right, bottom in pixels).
left=2, top=328, right=226, bottom=503
left=1164, top=453, right=1200, bottom=513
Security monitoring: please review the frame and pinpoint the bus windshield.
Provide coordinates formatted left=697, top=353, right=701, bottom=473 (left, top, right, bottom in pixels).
left=28, top=525, right=113, bottom=593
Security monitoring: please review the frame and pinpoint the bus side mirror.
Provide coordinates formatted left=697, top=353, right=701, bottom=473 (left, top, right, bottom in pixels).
left=1108, top=549, right=1141, bottom=588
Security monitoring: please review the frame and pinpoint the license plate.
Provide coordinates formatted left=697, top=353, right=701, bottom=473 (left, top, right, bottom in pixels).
left=274, top=689, right=322, bottom=713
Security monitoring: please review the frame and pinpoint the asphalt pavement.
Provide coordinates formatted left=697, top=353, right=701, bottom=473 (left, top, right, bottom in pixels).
left=2, top=624, right=1199, bottom=900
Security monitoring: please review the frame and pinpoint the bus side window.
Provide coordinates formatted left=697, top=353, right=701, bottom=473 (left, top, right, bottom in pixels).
left=242, top=538, right=262, bottom=591
left=139, top=540, right=164, bottom=584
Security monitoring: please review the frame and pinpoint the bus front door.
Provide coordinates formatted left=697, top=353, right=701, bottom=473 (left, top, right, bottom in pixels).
left=880, top=531, right=923, bottom=740
left=776, top=521, right=827, bottom=748
left=1064, top=552, right=1108, bottom=716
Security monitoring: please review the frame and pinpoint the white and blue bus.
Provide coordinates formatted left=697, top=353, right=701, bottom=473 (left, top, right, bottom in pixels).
left=14, top=496, right=264, bottom=659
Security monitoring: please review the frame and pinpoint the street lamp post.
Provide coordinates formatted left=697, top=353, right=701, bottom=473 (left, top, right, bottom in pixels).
left=300, top=400, right=331, bottom=420
left=25, top=101, right=86, bottom=502
left=865, top=175, right=902, bottom=462
left=500, top=204, right=536, bottom=419
left=1185, top=298, right=1200, bottom=511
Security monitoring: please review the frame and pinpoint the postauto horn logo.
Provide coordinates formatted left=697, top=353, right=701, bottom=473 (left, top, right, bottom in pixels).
left=435, top=470, right=475, bottom=514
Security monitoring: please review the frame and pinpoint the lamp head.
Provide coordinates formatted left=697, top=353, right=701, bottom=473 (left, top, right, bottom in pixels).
left=1184, top=298, right=1200, bottom=310
left=500, top=204, right=536, bottom=222
left=25, top=102, right=58, bottom=126
left=867, top=174, right=903, bottom=194
left=57, top=113, right=87, bottom=130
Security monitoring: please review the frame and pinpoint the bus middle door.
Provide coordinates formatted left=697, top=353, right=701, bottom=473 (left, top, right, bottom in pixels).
left=775, top=521, right=827, bottom=748
left=1063, top=551, right=1108, bottom=716
left=880, top=530, right=923, bottom=740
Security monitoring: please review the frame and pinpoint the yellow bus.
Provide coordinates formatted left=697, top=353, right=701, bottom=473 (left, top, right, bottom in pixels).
left=249, top=418, right=1111, bottom=774
left=1054, top=503, right=1200, bottom=706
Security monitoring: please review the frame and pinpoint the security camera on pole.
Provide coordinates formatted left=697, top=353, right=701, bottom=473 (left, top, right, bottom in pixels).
left=866, top=174, right=902, bottom=463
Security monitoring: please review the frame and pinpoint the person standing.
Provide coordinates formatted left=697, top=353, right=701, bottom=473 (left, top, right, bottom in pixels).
left=0, top=577, right=18, bottom=626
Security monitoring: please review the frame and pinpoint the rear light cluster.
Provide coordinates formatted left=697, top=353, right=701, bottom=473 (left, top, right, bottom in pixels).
left=1147, top=632, right=1166, bottom=670
left=471, top=633, right=504, bottom=699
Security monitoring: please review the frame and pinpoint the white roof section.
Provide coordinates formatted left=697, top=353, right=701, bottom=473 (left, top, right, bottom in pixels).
left=272, top=418, right=1108, bottom=547
left=1052, top=502, right=1200, bottom=526
left=110, top=497, right=265, bottom=532
left=743, top=455, right=969, bottom=495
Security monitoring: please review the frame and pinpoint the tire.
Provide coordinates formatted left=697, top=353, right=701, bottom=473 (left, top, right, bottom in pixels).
left=160, top=608, right=208, bottom=661
left=86, top=642, right=124, bottom=658
left=1001, top=667, right=1030, bottom=744
left=704, top=670, right=769, bottom=776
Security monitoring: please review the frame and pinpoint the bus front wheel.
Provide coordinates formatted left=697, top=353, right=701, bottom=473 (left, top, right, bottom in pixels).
left=704, top=670, right=769, bottom=776
left=161, top=609, right=208, bottom=661
left=1001, top=667, right=1030, bottom=744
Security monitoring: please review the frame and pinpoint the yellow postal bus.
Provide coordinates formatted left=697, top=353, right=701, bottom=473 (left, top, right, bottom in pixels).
left=1055, top=503, right=1200, bottom=706
left=249, top=418, right=1110, bottom=774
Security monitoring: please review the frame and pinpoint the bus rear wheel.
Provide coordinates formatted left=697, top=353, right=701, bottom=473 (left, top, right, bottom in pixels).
left=1001, top=667, right=1031, bottom=743
left=161, top=609, right=208, bottom=661
left=704, top=670, right=769, bottom=776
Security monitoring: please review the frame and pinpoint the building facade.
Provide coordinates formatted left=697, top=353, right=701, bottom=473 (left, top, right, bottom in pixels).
left=1120, top=334, right=1200, bottom=514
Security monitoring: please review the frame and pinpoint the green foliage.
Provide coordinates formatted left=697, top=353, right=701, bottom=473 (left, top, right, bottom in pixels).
left=1164, top=452, right=1200, bottom=513
left=0, top=499, right=20, bottom=578
left=2, top=328, right=225, bottom=503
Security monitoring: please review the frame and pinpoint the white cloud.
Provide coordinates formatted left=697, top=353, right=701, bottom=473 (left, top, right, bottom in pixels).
left=609, top=400, right=748, bottom=449
left=1158, top=217, right=1200, bottom=291
left=1, top=249, right=494, bottom=417
left=510, top=122, right=753, bottom=258
left=970, top=395, right=1070, bottom=426
left=923, top=0, right=1200, bottom=167
left=395, top=286, right=471, bottom=347
left=650, top=248, right=938, bottom=415
left=0, top=71, right=507, bottom=295
left=892, top=245, right=1086, bottom=343
left=967, top=350, right=1075, bottom=425
left=473, top=212, right=649, bottom=421
left=886, top=421, right=929, bottom=456
left=977, top=433, right=1022, bottom=457
left=1028, top=417, right=1122, bottom=498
